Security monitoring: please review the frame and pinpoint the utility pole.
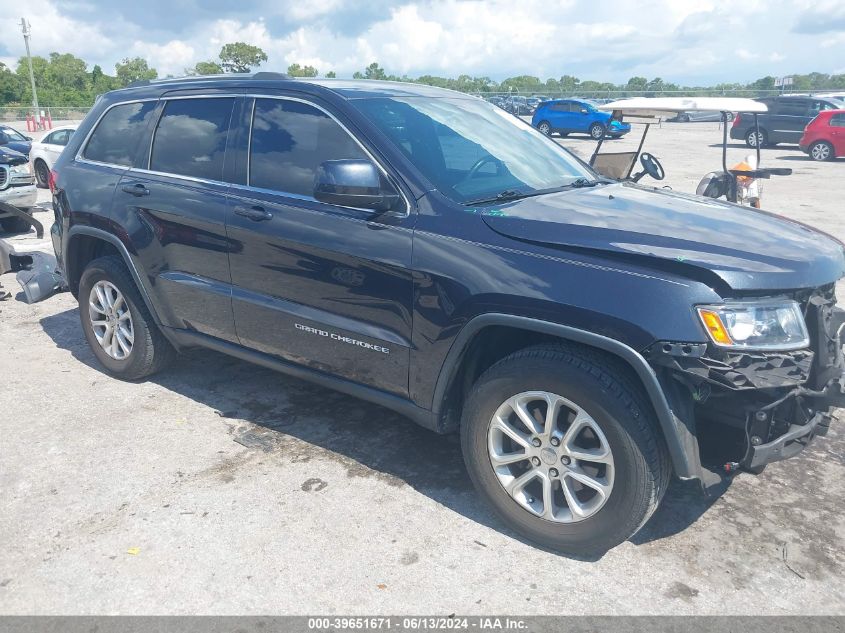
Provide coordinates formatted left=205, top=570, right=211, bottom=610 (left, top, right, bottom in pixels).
left=20, top=18, right=40, bottom=130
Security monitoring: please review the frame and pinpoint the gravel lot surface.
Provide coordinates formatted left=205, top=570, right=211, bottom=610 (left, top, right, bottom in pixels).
left=1, top=121, right=843, bottom=615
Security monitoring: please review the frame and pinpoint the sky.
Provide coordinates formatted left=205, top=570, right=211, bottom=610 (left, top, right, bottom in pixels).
left=1, top=0, right=844, bottom=85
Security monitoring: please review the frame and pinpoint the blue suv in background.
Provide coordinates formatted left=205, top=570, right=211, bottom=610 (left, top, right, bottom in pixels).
left=532, top=99, right=630, bottom=139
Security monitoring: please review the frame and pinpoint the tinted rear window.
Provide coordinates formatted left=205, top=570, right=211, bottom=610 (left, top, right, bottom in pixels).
left=249, top=98, right=366, bottom=196
left=83, top=101, right=156, bottom=166
left=150, top=97, right=234, bottom=181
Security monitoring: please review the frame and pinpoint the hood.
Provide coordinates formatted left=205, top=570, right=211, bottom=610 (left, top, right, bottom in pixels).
left=479, top=182, right=845, bottom=292
left=4, top=141, right=31, bottom=157
left=0, top=146, right=28, bottom=166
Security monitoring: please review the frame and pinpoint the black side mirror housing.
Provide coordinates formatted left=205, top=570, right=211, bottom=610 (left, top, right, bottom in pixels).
left=314, top=159, right=402, bottom=212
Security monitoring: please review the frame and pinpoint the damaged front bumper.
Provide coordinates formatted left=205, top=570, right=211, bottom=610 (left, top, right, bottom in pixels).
left=646, top=284, right=845, bottom=481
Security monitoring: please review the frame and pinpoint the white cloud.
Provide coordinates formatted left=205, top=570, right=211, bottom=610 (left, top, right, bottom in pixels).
left=0, top=0, right=842, bottom=84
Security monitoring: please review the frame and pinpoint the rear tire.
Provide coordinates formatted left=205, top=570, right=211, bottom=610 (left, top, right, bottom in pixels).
left=460, top=345, right=671, bottom=556
left=34, top=159, right=50, bottom=188
left=589, top=123, right=606, bottom=140
left=809, top=141, right=834, bottom=162
left=78, top=256, right=175, bottom=380
left=745, top=128, right=767, bottom=148
left=537, top=121, right=552, bottom=136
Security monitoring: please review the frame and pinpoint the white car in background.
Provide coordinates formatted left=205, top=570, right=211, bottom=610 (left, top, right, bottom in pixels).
left=29, top=125, right=77, bottom=188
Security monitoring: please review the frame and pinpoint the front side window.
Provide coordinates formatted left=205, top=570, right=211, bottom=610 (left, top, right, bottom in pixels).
left=150, top=97, right=234, bottom=181
left=249, top=98, right=367, bottom=196
left=354, top=96, right=594, bottom=204
left=83, top=101, right=156, bottom=166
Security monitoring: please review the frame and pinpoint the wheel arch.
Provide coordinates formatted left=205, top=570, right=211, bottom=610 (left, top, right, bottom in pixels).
left=65, top=226, right=163, bottom=328
left=431, top=314, right=699, bottom=479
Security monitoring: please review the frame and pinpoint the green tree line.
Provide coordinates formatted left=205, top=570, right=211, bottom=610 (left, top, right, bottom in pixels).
left=2, top=44, right=844, bottom=107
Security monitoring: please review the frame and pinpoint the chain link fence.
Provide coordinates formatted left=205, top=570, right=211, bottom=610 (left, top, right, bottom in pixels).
left=0, top=106, right=91, bottom=123
left=468, top=88, right=810, bottom=100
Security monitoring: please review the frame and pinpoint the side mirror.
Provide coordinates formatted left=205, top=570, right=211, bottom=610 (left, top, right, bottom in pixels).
left=314, top=159, right=402, bottom=213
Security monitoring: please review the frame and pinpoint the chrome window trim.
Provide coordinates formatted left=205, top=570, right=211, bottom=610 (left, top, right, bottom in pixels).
left=128, top=167, right=230, bottom=188
left=244, top=94, right=410, bottom=217
left=228, top=181, right=415, bottom=230
left=74, top=92, right=411, bottom=217
left=75, top=98, right=158, bottom=169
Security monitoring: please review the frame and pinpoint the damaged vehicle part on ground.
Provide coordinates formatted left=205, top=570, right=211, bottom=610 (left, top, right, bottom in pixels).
left=0, top=146, right=38, bottom=233
left=47, top=74, right=845, bottom=556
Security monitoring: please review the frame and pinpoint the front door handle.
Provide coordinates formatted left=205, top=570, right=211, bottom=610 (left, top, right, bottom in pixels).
left=234, top=205, right=273, bottom=221
left=121, top=183, right=150, bottom=197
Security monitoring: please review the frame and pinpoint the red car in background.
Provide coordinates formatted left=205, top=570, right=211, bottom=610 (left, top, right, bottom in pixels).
left=799, top=110, right=845, bottom=161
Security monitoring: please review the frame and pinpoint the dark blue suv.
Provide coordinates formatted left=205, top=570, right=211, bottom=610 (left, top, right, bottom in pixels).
left=50, top=73, right=845, bottom=556
left=532, top=98, right=631, bottom=139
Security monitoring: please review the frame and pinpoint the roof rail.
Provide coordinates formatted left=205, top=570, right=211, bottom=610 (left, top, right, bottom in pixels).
left=126, top=71, right=290, bottom=89
left=252, top=71, right=290, bottom=80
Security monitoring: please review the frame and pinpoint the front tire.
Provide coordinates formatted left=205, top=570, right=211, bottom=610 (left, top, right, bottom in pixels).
left=589, top=123, right=606, bottom=140
left=809, top=141, right=834, bottom=162
left=78, top=256, right=174, bottom=380
left=34, top=159, right=50, bottom=188
left=460, top=345, right=670, bottom=556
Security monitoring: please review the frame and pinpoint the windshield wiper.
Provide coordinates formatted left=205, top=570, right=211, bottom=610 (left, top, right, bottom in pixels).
left=567, top=177, right=600, bottom=188
left=463, top=179, right=604, bottom=206
left=463, top=189, right=533, bottom=206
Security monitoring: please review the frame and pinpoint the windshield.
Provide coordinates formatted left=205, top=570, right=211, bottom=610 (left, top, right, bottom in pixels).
left=353, top=97, right=595, bottom=204
left=1, top=127, right=27, bottom=141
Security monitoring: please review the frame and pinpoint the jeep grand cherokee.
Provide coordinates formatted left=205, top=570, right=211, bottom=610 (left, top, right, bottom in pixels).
left=49, top=73, right=845, bottom=555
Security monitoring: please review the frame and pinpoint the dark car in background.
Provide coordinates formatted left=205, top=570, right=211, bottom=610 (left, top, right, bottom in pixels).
left=0, top=125, right=33, bottom=157
left=50, top=73, right=845, bottom=556
left=669, top=111, right=734, bottom=123
left=504, top=95, right=533, bottom=115
left=730, top=95, right=843, bottom=147
left=532, top=98, right=631, bottom=139
left=485, top=96, right=505, bottom=109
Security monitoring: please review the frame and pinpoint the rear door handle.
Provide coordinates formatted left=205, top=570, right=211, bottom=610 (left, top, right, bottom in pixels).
left=121, top=183, right=150, bottom=197
left=234, top=205, right=273, bottom=221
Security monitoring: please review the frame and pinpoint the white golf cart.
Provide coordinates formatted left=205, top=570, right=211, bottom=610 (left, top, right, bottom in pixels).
left=589, top=97, right=792, bottom=207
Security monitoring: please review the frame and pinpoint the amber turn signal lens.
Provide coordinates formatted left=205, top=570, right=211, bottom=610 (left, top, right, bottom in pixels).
left=698, top=309, right=734, bottom=345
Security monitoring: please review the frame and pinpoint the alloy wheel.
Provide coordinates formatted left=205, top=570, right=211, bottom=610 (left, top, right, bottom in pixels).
left=538, top=122, right=551, bottom=135
left=88, top=280, right=134, bottom=360
left=811, top=143, right=831, bottom=161
left=487, top=391, right=614, bottom=523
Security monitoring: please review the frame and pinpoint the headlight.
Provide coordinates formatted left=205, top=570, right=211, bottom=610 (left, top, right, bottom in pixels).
left=9, top=162, right=34, bottom=184
left=697, top=300, right=809, bottom=351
